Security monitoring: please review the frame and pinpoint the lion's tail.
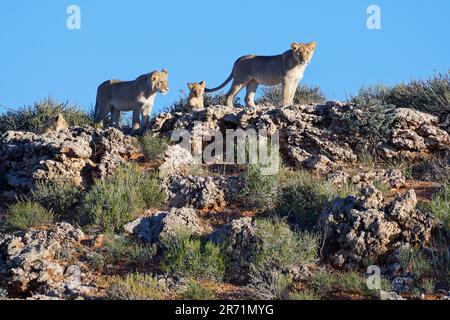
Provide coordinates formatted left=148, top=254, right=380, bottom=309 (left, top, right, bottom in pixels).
left=205, top=69, right=234, bottom=93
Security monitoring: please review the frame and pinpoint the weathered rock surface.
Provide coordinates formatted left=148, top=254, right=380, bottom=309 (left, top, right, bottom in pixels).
left=151, top=103, right=450, bottom=172
left=0, top=223, right=98, bottom=298
left=329, top=168, right=406, bottom=189
left=166, top=175, right=243, bottom=210
left=210, top=218, right=259, bottom=284
left=0, top=127, right=138, bottom=197
left=319, top=188, right=436, bottom=269
left=124, top=207, right=206, bottom=244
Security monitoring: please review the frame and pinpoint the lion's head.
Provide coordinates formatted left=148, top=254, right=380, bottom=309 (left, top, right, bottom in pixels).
left=291, top=42, right=317, bottom=64
left=150, top=69, right=169, bottom=95
left=188, top=81, right=206, bottom=99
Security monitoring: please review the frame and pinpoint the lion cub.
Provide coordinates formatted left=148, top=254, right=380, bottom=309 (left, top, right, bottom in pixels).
left=39, top=113, right=69, bottom=134
left=206, top=42, right=317, bottom=108
left=187, top=81, right=206, bottom=111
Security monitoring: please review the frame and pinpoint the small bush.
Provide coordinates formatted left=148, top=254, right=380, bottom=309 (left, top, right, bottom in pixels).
left=248, top=219, right=319, bottom=299
left=106, top=273, right=166, bottom=300
left=429, top=184, right=450, bottom=231
left=95, top=235, right=156, bottom=270
left=140, top=171, right=166, bottom=209
left=161, top=233, right=225, bottom=282
left=240, top=164, right=279, bottom=212
left=5, top=201, right=53, bottom=231
left=258, top=84, right=326, bottom=105
left=0, top=288, right=8, bottom=300
left=278, top=170, right=334, bottom=230
left=288, top=290, right=320, bottom=300
left=373, top=180, right=391, bottom=194
left=181, top=280, right=216, bottom=300
left=83, top=165, right=164, bottom=232
left=398, top=246, right=432, bottom=278
left=31, top=180, right=81, bottom=217
left=0, top=97, right=93, bottom=133
left=163, top=93, right=242, bottom=113
left=139, top=134, right=169, bottom=162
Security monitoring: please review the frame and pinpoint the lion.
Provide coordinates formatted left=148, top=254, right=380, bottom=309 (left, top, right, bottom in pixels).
left=39, top=113, right=69, bottom=134
left=205, top=42, right=317, bottom=108
left=187, top=81, right=206, bottom=111
left=94, top=70, right=169, bottom=131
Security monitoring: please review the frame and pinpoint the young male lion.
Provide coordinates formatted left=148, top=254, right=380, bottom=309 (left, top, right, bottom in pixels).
left=206, top=42, right=317, bottom=108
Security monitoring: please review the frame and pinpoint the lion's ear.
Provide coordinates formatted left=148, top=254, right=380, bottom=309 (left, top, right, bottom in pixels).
left=151, top=74, right=157, bottom=82
left=55, top=115, right=60, bottom=122
left=200, top=81, right=206, bottom=87
left=162, top=69, right=169, bottom=76
left=291, top=42, right=300, bottom=52
left=187, top=82, right=193, bottom=89
left=308, top=41, right=317, bottom=50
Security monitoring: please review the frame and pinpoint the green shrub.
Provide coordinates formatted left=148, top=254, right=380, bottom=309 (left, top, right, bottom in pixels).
left=349, top=72, right=450, bottom=120
left=373, top=180, right=391, bottom=194
left=82, top=165, right=164, bottom=232
left=5, top=201, right=53, bottom=231
left=139, top=134, right=169, bottom=162
left=140, top=171, right=166, bottom=209
left=429, top=184, right=450, bottom=231
left=258, top=84, right=326, bottom=105
left=288, top=290, right=320, bottom=300
left=95, top=235, right=156, bottom=270
left=248, top=219, right=319, bottom=299
left=31, top=180, right=81, bottom=217
left=106, top=273, right=166, bottom=300
left=163, top=93, right=242, bottom=113
left=0, top=97, right=93, bottom=133
left=240, top=164, right=279, bottom=212
left=0, top=288, right=7, bottom=300
left=161, top=233, right=225, bottom=282
left=398, top=246, right=432, bottom=278
left=181, top=280, right=216, bottom=300
left=278, top=170, right=334, bottom=230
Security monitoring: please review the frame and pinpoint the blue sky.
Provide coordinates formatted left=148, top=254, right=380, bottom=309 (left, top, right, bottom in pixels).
left=0, top=0, right=449, bottom=115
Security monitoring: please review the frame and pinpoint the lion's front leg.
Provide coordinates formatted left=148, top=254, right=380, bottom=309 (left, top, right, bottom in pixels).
left=281, top=80, right=296, bottom=106
left=132, top=107, right=141, bottom=132
left=141, top=104, right=152, bottom=132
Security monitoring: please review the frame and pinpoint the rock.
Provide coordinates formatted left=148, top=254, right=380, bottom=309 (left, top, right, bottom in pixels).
left=165, top=175, right=243, bottom=210
left=0, top=223, right=98, bottom=299
left=380, top=290, right=405, bottom=300
left=124, top=207, right=205, bottom=244
left=158, top=144, right=196, bottom=179
left=0, top=127, right=138, bottom=195
left=319, top=188, right=436, bottom=269
left=210, top=218, right=259, bottom=284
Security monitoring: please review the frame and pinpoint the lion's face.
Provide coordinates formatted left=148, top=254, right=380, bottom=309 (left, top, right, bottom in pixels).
left=151, top=69, right=169, bottom=95
left=188, top=81, right=206, bottom=98
left=291, top=42, right=317, bottom=64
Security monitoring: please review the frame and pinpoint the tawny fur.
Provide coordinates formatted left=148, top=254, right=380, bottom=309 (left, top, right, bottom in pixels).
left=206, top=42, right=317, bottom=108
left=95, top=70, right=169, bottom=131
left=187, top=81, right=206, bottom=111
left=39, top=113, right=69, bottom=134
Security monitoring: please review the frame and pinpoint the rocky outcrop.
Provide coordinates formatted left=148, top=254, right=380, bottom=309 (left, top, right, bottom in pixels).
left=319, top=188, right=436, bottom=269
left=165, top=175, right=243, bottom=210
left=210, top=218, right=259, bottom=284
left=329, top=168, right=406, bottom=189
left=151, top=103, right=450, bottom=173
left=124, top=207, right=206, bottom=245
left=0, top=223, right=98, bottom=298
left=0, top=127, right=138, bottom=198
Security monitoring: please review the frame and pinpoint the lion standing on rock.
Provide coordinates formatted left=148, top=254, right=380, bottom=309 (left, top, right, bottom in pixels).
left=94, top=70, right=169, bottom=132
left=206, top=42, right=317, bottom=108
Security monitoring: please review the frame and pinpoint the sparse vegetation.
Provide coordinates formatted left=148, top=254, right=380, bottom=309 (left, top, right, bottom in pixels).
left=240, top=164, right=279, bottom=212
left=82, top=165, right=164, bottom=232
left=247, top=219, right=319, bottom=299
left=398, top=246, right=432, bottom=278
left=139, top=134, right=170, bottom=162
left=0, top=97, right=93, bottom=133
left=258, top=84, right=326, bottom=105
left=5, top=201, right=53, bottom=231
left=181, top=280, right=216, bottom=300
left=106, top=273, right=166, bottom=300
left=94, top=235, right=156, bottom=271
left=278, top=169, right=334, bottom=230
left=429, top=184, right=450, bottom=231
left=161, top=232, right=225, bottom=282
left=31, top=180, right=82, bottom=217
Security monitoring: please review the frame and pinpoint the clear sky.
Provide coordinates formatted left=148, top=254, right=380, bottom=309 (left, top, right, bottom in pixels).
left=0, top=0, right=449, bottom=115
